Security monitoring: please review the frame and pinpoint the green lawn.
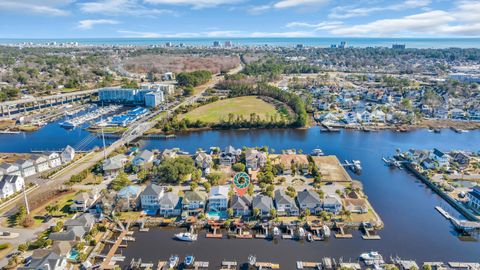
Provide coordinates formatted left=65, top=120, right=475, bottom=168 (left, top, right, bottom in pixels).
left=181, top=96, right=281, bottom=124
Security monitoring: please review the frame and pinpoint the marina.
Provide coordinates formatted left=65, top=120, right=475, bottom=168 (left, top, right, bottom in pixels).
left=59, top=104, right=122, bottom=128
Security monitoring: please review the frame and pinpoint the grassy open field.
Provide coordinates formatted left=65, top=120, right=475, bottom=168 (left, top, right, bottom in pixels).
left=181, top=96, right=281, bottom=124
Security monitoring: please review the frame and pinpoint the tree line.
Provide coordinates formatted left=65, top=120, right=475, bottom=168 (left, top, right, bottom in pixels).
left=176, top=70, right=212, bottom=87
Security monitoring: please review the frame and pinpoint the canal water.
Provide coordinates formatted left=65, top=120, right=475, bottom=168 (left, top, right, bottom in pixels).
left=123, top=128, right=480, bottom=268
left=1, top=123, right=479, bottom=266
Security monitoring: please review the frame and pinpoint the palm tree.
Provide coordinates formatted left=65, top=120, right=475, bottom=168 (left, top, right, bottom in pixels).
left=253, top=208, right=260, bottom=217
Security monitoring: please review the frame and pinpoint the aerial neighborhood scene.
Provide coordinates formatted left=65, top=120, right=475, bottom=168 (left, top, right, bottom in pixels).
left=0, top=0, right=480, bottom=269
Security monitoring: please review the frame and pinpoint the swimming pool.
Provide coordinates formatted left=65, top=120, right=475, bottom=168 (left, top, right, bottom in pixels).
left=206, top=211, right=228, bottom=220
left=67, top=250, right=79, bottom=260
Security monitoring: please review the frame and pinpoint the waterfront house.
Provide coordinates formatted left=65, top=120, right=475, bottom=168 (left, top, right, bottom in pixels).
left=450, top=108, right=466, bottom=120
left=0, top=175, right=25, bottom=199
left=132, top=150, right=154, bottom=167
left=434, top=108, right=448, bottom=119
left=245, top=149, right=268, bottom=171
left=230, top=195, right=252, bottom=217
left=61, top=145, right=75, bottom=163
left=15, top=159, right=36, bottom=177
left=359, top=111, right=371, bottom=123
left=102, top=154, right=127, bottom=176
left=252, top=195, right=274, bottom=217
left=297, top=189, right=322, bottom=214
left=276, top=154, right=309, bottom=175
left=208, top=185, right=230, bottom=212
left=0, top=163, right=20, bottom=176
left=468, top=108, right=480, bottom=121
left=274, top=189, right=299, bottom=216
left=343, top=112, right=359, bottom=125
left=343, top=198, right=369, bottom=213
left=321, top=195, right=342, bottom=214
left=64, top=213, right=95, bottom=234
left=70, top=190, right=99, bottom=212
left=31, top=154, right=50, bottom=173
left=430, top=148, right=450, bottom=168
left=116, top=185, right=142, bottom=211
left=140, top=184, right=165, bottom=213
left=18, top=249, right=67, bottom=270
left=219, top=146, right=241, bottom=166
left=194, top=151, right=213, bottom=171
left=47, top=152, right=62, bottom=168
left=158, top=192, right=182, bottom=217
left=467, top=186, right=480, bottom=211
left=160, top=149, right=177, bottom=160
left=49, top=226, right=86, bottom=242
left=450, top=151, right=471, bottom=168
left=371, top=110, right=386, bottom=122
left=182, top=190, right=207, bottom=216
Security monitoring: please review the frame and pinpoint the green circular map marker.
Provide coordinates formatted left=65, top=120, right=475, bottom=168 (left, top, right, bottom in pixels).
left=233, top=172, right=250, bottom=196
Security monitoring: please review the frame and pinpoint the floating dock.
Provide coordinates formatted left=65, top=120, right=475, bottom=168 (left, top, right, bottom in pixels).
left=297, top=261, right=321, bottom=269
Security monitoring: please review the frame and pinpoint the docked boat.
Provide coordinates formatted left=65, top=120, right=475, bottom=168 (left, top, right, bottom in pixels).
left=174, top=232, right=198, bottom=242
left=311, top=149, right=324, bottom=156
left=248, top=255, right=256, bottom=266
left=321, top=224, right=331, bottom=238
left=273, top=227, right=281, bottom=237
left=307, top=233, right=313, bottom=242
left=298, top=227, right=306, bottom=239
left=168, top=255, right=179, bottom=268
left=184, top=255, right=195, bottom=268
left=60, top=120, right=76, bottom=128
left=352, top=160, right=362, bottom=173
left=359, top=251, right=384, bottom=265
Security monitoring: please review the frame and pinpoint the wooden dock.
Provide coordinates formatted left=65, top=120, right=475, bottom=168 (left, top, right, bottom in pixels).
left=194, top=261, right=209, bottom=269
left=221, top=261, right=237, bottom=269
left=256, top=262, right=280, bottom=269
left=235, top=233, right=253, bottom=239
left=100, top=230, right=128, bottom=269
left=297, top=261, right=321, bottom=269
left=157, top=261, right=166, bottom=270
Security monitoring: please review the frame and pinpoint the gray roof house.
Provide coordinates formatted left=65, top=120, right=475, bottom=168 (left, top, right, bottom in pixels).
left=297, top=189, right=322, bottom=214
left=64, top=213, right=95, bottom=231
left=102, top=154, right=127, bottom=176
left=252, top=195, right=274, bottom=217
left=230, top=195, right=252, bottom=217
left=321, top=195, right=342, bottom=214
left=49, top=226, right=86, bottom=242
left=182, top=190, right=207, bottom=215
left=140, top=183, right=165, bottom=212
left=132, top=150, right=154, bottom=167
left=18, top=249, right=67, bottom=270
left=245, top=149, right=267, bottom=171
left=194, top=152, right=213, bottom=169
left=158, top=192, right=182, bottom=217
left=274, top=189, right=299, bottom=216
left=219, top=145, right=241, bottom=166
left=15, top=159, right=36, bottom=177
left=0, top=163, right=20, bottom=176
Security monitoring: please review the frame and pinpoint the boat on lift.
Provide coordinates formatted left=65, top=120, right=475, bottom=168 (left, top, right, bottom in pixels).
left=174, top=232, right=198, bottom=242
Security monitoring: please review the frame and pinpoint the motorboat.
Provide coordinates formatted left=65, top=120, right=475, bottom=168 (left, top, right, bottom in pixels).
left=168, top=255, right=179, bottom=268
left=352, top=160, right=362, bottom=172
left=60, top=120, right=76, bottom=128
left=307, top=233, right=313, bottom=242
left=174, top=232, right=198, bottom=242
left=359, top=251, right=384, bottom=265
left=184, top=255, right=195, bottom=268
left=248, top=255, right=256, bottom=266
left=311, top=149, right=324, bottom=156
left=273, top=227, right=281, bottom=237
left=322, top=224, right=331, bottom=238
left=298, top=227, right=306, bottom=239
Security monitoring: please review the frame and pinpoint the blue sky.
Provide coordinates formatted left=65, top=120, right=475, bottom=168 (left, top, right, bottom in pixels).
left=0, top=0, right=479, bottom=38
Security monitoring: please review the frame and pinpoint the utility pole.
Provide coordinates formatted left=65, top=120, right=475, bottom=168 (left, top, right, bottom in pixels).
left=23, top=184, right=30, bottom=215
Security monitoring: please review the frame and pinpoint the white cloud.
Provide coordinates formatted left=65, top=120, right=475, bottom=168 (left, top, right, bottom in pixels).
left=118, top=30, right=315, bottom=38
left=288, top=1, right=480, bottom=37
left=79, top=0, right=175, bottom=16
left=78, top=19, right=119, bottom=29
left=0, top=0, right=71, bottom=16
left=329, top=0, right=431, bottom=19
left=273, top=0, right=329, bottom=9
left=144, top=0, right=243, bottom=9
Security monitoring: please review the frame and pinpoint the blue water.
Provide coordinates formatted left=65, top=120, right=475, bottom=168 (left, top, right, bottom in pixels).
left=2, top=37, right=480, bottom=49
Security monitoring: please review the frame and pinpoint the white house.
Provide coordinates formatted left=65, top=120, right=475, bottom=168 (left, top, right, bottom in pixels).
left=0, top=175, right=25, bottom=199
left=31, top=154, right=50, bottom=173
left=61, top=145, right=75, bottom=163
left=140, top=184, right=165, bottom=212
left=47, top=152, right=62, bottom=168
left=360, top=111, right=371, bottom=123
left=0, top=163, right=21, bottom=176
left=371, top=110, right=386, bottom=122
left=15, top=159, right=36, bottom=177
left=132, top=150, right=154, bottom=167
left=208, top=185, right=230, bottom=212
left=467, top=187, right=480, bottom=211
left=430, top=148, right=450, bottom=168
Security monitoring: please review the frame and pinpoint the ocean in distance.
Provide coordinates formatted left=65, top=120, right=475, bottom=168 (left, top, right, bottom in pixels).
left=1, top=37, right=480, bottom=49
